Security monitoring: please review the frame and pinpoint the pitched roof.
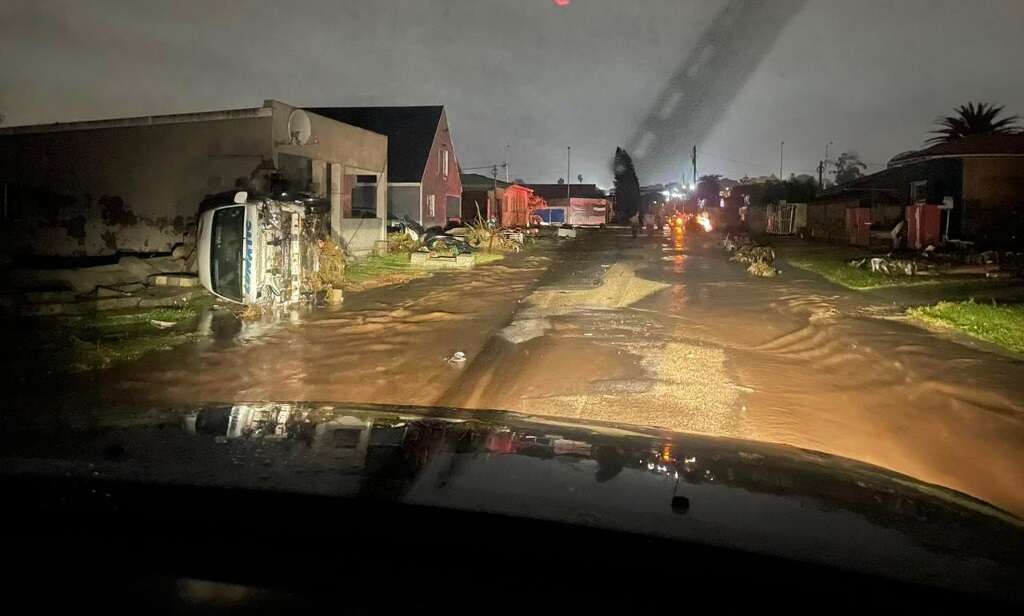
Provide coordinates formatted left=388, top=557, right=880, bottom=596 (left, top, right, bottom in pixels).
left=889, top=134, right=1024, bottom=167
left=525, top=184, right=607, bottom=200
left=307, top=106, right=444, bottom=182
left=461, top=173, right=511, bottom=190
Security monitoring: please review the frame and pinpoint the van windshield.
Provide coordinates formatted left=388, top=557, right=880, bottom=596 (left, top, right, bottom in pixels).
left=211, top=206, right=245, bottom=302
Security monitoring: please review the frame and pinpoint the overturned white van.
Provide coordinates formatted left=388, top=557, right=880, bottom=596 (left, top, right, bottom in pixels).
left=197, top=191, right=325, bottom=305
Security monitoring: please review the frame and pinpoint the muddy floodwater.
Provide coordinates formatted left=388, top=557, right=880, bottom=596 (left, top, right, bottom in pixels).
left=442, top=229, right=1024, bottom=517
left=19, top=229, right=1024, bottom=517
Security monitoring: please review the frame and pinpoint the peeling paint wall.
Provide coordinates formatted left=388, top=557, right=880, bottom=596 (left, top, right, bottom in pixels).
left=0, top=102, right=388, bottom=259
left=0, top=113, right=274, bottom=257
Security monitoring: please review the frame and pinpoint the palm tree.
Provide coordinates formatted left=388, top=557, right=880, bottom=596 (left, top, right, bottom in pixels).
left=928, top=102, right=1021, bottom=144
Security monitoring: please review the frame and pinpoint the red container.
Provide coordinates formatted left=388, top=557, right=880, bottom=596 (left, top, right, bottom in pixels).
left=846, top=207, right=871, bottom=246
left=906, top=204, right=942, bottom=249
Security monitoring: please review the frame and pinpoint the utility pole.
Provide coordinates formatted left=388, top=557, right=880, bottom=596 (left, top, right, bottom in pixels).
left=491, top=164, right=499, bottom=221
left=779, top=141, right=785, bottom=179
left=817, top=160, right=825, bottom=191
left=822, top=140, right=833, bottom=189
left=567, top=146, right=571, bottom=203
left=504, top=144, right=510, bottom=182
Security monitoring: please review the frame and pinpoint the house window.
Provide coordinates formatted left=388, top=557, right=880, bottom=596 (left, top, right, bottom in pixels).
left=427, top=194, right=436, bottom=218
left=442, top=149, right=449, bottom=177
left=910, top=180, right=927, bottom=203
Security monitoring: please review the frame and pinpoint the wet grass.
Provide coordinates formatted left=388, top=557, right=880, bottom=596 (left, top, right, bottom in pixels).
left=474, top=251, right=507, bottom=265
left=343, top=254, right=428, bottom=288
left=5, top=296, right=215, bottom=377
left=785, top=255, right=944, bottom=289
left=908, top=300, right=1024, bottom=355
left=344, top=251, right=509, bottom=290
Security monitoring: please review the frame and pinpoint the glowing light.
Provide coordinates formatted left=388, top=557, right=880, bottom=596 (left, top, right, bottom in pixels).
left=696, top=212, right=713, bottom=232
left=553, top=0, right=571, bottom=5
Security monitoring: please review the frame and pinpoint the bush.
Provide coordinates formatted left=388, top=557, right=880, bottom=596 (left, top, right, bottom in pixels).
left=387, top=232, right=419, bottom=254
left=314, top=240, right=346, bottom=290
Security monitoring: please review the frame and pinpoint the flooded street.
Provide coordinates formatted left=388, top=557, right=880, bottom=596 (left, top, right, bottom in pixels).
left=31, top=228, right=1024, bottom=517
left=442, top=229, right=1024, bottom=517
left=79, top=249, right=554, bottom=407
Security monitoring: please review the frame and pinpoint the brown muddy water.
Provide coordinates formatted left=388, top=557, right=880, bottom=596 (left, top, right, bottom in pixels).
left=442, top=228, right=1024, bottom=518
left=11, top=228, right=1024, bottom=517
left=63, top=251, right=553, bottom=407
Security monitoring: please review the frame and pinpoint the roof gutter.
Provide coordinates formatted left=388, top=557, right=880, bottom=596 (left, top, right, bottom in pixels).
left=889, top=152, right=1024, bottom=168
left=0, top=105, right=274, bottom=136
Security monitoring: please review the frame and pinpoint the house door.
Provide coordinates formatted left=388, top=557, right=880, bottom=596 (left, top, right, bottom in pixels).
left=846, top=207, right=871, bottom=246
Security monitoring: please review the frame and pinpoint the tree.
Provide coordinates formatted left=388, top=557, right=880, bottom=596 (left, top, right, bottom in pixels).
left=929, top=102, right=1020, bottom=144
left=557, top=177, right=565, bottom=184
left=831, top=152, right=866, bottom=185
left=696, top=174, right=722, bottom=205
left=612, top=147, right=641, bottom=220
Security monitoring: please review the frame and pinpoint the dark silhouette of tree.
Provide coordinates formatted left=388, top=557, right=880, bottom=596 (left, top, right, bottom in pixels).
left=613, top=147, right=641, bottom=220
left=556, top=177, right=565, bottom=184
left=730, top=176, right=820, bottom=208
left=831, top=152, right=867, bottom=185
left=696, top=174, right=722, bottom=205
left=928, top=102, right=1020, bottom=144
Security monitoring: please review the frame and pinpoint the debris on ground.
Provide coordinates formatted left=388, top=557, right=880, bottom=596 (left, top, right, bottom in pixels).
left=149, top=273, right=200, bottom=287
left=387, top=231, right=419, bottom=254
left=312, top=240, right=347, bottom=291
left=446, top=351, right=467, bottom=366
left=746, top=261, right=779, bottom=277
left=728, top=243, right=779, bottom=277
left=843, top=244, right=1023, bottom=280
left=848, top=257, right=919, bottom=276
left=721, top=233, right=753, bottom=252
left=149, top=319, right=176, bottom=329
left=730, top=245, right=775, bottom=265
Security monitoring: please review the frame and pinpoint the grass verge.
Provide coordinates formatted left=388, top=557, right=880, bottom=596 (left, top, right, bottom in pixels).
left=8, top=297, right=214, bottom=376
left=908, top=300, right=1024, bottom=354
left=344, top=254, right=428, bottom=289
left=785, top=256, right=946, bottom=289
left=473, top=251, right=507, bottom=265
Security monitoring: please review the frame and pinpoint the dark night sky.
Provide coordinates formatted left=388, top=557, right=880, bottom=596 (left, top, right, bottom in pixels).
left=2, top=0, right=1022, bottom=186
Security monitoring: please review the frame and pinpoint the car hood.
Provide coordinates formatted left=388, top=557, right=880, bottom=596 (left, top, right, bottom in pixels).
left=2, top=402, right=1021, bottom=599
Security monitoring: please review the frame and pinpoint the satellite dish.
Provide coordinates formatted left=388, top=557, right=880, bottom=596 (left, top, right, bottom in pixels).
left=287, top=109, right=312, bottom=145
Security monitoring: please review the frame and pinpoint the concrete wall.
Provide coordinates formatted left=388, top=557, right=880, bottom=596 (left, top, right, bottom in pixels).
left=0, top=109, right=274, bottom=257
left=337, top=217, right=383, bottom=256
left=806, top=199, right=855, bottom=242
left=962, top=157, right=1024, bottom=208
left=269, top=101, right=387, bottom=181
left=962, top=157, right=1024, bottom=246
left=388, top=185, right=421, bottom=222
left=0, top=100, right=391, bottom=258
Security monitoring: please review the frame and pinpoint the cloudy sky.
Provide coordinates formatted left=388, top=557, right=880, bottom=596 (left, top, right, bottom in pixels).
left=2, top=0, right=1022, bottom=186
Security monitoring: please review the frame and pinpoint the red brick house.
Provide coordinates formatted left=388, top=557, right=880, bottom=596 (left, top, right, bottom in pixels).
left=460, top=173, right=540, bottom=227
left=310, top=106, right=462, bottom=228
